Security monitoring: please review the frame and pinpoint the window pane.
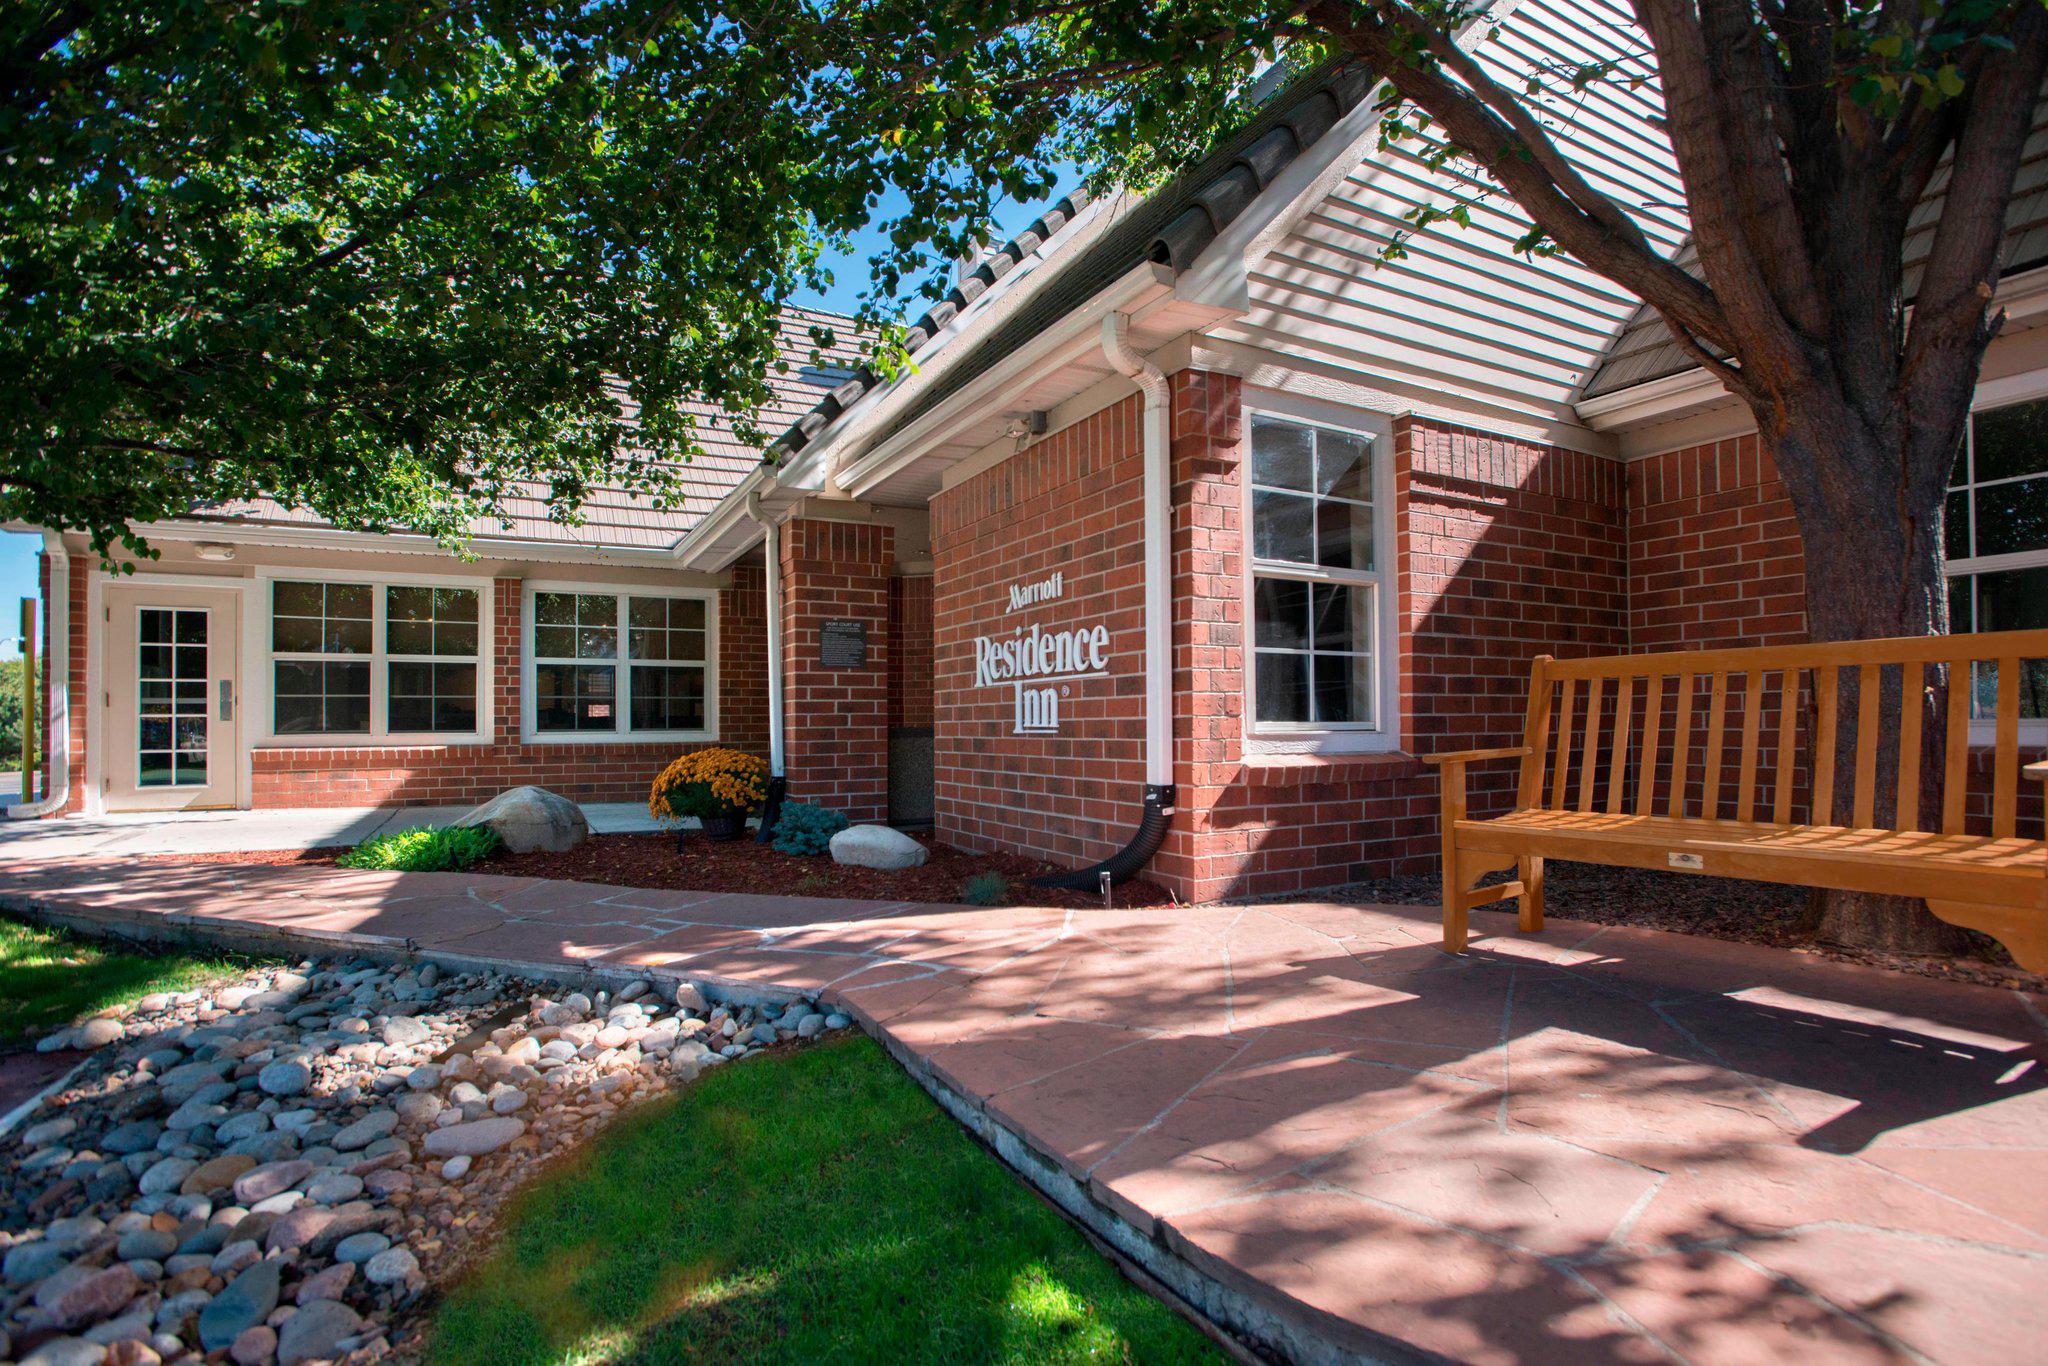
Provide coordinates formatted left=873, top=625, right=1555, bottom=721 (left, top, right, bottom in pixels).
left=534, top=663, right=616, bottom=732
left=327, top=583, right=372, bottom=619
left=271, top=617, right=323, bottom=653
left=628, top=597, right=706, bottom=663
left=272, top=660, right=368, bottom=734
left=629, top=596, right=667, bottom=628
left=387, top=621, right=434, bottom=655
left=1252, top=490, right=1315, bottom=563
left=1972, top=476, right=2048, bottom=559
left=535, top=592, right=576, bottom=627
left=576, top=625, right=618, bottom=660
left=1251, top=418, right=1315, bottom=491
left=1253, top=577, right=1309, bottom=650
left=387, top=586, right=434, bottom=623
left=273, top=581, right=323, bottom=618
left=1314, top=654, right=1372, bottom=726
left=1312, top=583, right=1365, bottom=653
left=435, top=587, right=478, bottom=622
left=389, top=661, right=476, bottom=733
left=1317, top=431, right=1372, bottom=501
left=1316, top=498, right=1373, bottom=571
left=1255, top=653, right=1309, bottom=723
left=1946, top=490, right=1970, bottom=560
left=533, top=626, right=575, bottom=660
left=631, top=665, right=706, bottom=731
left=274, top=581, right=370, bottom=654
left=387, top=586, right=480, bottom=657
left=435, top=622, right=478, bottom=657
left=1972, top=399, right=2048, bottom=484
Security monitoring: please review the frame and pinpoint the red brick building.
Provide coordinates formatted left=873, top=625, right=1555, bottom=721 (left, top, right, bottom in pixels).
left=18, top=5, right=2048, bottom=899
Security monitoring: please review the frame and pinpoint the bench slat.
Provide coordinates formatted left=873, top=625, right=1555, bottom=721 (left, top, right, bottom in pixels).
left=1814, top=666, right=1840, bottom=825
left=1606, top=675, right=1634, bottom=815
left=1542, top=626, right=2048, bottom=680
left=1995, top=659, right=2021, bottom=838
left=1668, top=674, right=1695, bottom=819
left=1550, top=678, right=1577, bottom=810
left=1516, top=657, right=1555, bottom=811
left=1702, top=672, right=1729, bottom=820
left=1577, top=678, right=1603, bottom=813
left=1944, top=665, right=1970, bottom=834
left=1637, top=675, right=1664, bottom=818
left=1774, top=668, right=1799, bottom=825
left=1897, top=662, right=1923, bottom=832
left=1854, top=662, right=1881, bottom=830
left=1736, top=671, right=1764, bottom=823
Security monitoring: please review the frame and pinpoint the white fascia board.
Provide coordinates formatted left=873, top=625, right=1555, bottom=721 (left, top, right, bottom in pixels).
left=1174, top=0, right=1524, bottom=313
left=670, top=465, right=774, bottom=571
left=835, top=263, right=1181, bottom=500
left=769, top=196, right=1118, bottom=495
left=129, top=519, right=687, bottom=568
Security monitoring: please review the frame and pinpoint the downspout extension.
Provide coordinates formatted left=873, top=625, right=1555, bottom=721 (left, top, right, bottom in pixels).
left=746, top=493, right=788, bottom=842
left=9, top=532, right=68, bottom=820
left=1033, top=313, right=1176, bottom=889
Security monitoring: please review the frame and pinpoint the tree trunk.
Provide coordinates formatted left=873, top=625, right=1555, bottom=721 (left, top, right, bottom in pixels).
left=1765, top=410, right=1983, bottom=958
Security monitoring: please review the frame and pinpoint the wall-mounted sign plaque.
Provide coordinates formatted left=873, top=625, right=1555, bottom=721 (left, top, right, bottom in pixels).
left=820, top=618, right=868, bottom=669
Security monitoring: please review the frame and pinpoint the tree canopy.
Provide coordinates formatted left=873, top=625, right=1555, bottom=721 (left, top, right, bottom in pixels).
left=4, top=0, right=2043, bottom=586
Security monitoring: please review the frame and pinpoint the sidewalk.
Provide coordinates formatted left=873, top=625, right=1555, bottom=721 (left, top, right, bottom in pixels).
left=2, top=855, right=2044, bottom=1363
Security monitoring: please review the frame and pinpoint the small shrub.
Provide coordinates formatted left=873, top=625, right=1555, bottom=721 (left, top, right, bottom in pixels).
left=650, top=748, right=768, bottom=823
left=770, top=801, right=850, bottom=856
left=337, top=825, right=500, bottom=873
left=962, top=871, right=1011, bottom=907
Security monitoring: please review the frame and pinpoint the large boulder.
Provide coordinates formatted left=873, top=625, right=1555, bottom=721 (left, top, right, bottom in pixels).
left=455, top=785, right=589, bottom=853
left=828, top=825, right=928, bottom=870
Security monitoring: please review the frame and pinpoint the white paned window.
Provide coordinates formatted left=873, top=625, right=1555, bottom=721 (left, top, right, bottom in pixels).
left=268, top=580, right=483, bottom=739
left=1946, top=397, right=2048, bottom=719
left=1248, top=414, right=1385, bottom=733
left=529, top=589, right=713, bottom=738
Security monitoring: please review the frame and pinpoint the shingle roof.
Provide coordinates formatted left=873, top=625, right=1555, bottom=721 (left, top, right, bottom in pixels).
left=1581, top=89, right=2048, bottom=403
left=770, top=59, right=1381, bottom=461
left=197, top=305, right=864, bottom=552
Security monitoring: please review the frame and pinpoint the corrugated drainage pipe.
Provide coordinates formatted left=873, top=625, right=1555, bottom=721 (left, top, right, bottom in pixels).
left=1033, top=313, right=1175, bottom=888
left=747, top=493, right=787, bottom=843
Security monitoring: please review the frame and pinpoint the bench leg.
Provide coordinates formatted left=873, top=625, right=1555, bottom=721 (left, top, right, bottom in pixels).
left=1518, top=855, right=1545, bottom=934
left=1441, top=829, right=1467, bottom=955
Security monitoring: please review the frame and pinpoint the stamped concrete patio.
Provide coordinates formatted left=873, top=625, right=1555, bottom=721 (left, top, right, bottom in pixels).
left=1, top=856, right=2043, bottom=1363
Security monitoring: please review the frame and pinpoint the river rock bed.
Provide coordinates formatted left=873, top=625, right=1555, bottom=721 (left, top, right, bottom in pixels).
left=1, top=955, right=848, bottom=1364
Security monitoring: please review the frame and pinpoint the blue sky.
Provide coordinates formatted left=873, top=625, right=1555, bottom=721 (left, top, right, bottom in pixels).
left=0, top=177, right=1080, bottom=656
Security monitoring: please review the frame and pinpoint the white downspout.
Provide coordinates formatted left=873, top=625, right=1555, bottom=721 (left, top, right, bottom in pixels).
left=10, top=532, right=69, bottom=820
left=1102, top=312, right=1173, bottom=790
left=746, top=493, right=786, bottom=780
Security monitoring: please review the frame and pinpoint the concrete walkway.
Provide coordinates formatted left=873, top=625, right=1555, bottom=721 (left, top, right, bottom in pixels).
left=1, top=857, right=2044, bottom=1363
left=0, top=802, right=664, bottom=861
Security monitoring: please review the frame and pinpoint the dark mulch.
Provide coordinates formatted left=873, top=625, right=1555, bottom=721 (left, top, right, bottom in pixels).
left=165, top=830, right=1177, bottom=912
left=1327, top=862, right=2042, bottom=991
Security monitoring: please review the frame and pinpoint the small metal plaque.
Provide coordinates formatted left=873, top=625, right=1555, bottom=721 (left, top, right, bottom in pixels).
left=819, top=618, right=868, bottom=669
left=1667, top=852, right=1704, bottom=870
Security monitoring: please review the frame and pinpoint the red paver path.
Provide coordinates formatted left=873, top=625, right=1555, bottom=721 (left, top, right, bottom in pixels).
left=4, top=857, right=2046, bottom=1363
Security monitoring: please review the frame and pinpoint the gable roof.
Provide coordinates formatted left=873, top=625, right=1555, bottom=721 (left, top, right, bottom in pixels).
left=1581, top=90, right=2048, bottom=403
left=769, top=60, right=1381, bottom=461
left=190, top=305, right=863, bottom=554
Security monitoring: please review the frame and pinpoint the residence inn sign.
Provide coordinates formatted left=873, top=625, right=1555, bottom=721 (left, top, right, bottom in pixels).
left=973, top=571, right=1110, bottom=735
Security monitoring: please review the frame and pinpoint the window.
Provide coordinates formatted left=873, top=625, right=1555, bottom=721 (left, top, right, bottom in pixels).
left=1248, top=414, right=1383, bottom=731
left=1947, top=397, right=2048, bottom=719
left=530, top=589, right=712, bottom=737
left=139, top=608, right=209, bottom=786
left=268, top=580, right=483, bottom=739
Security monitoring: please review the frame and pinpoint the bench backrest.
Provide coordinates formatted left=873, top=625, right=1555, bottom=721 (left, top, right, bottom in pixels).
left=1514, top=628, right=2048, bottom=837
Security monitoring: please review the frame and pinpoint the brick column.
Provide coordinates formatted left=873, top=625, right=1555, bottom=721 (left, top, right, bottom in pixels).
left=780, top=519, right=893, bottom=821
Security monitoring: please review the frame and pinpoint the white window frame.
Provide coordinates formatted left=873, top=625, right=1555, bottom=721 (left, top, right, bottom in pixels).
left=1947, top=372, right=2048, bottom=745
left=255, top=568, right=493, bottom=748
left=1241, top=394, right=1400, bottom=756
left=520, top=582, right=719, bottom=744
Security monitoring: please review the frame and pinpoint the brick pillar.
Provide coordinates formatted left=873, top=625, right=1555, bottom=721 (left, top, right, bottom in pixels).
left=781, top=519, right=893, bottom=821
left=492, top=577, right=523, bottom=747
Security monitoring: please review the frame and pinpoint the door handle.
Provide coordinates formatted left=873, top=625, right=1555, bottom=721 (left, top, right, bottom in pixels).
left=219, top=679, right=234, bottom=722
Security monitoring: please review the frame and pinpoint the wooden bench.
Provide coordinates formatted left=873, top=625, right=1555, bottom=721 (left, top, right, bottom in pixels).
left=1426, top=628, right=2048, bottom=970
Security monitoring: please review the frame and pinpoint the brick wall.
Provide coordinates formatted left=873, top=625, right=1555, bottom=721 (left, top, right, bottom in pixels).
left=780, top=519, right=893, bottom=821
left=248, top=575, right=764, bottom=809
left=932, top=395, right=1147, bottom=869
left=931, top=372, right=1633, bottom=902
left=888, top=574, right=934, bottom=731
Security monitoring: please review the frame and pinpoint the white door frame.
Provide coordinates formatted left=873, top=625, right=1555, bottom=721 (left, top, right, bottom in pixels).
left=91, top=576, right=252, bottom=814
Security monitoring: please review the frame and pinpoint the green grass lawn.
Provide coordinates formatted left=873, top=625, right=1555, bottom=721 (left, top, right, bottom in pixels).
left=431, top=1035, right=1225, bottom=1366
left=0, top=915, right=245, bottom=1048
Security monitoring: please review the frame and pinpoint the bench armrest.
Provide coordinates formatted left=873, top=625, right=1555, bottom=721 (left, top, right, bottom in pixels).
left=1421, top=747, right=1531, bottom=767
left=2027, top=760, right=2048, bottom=782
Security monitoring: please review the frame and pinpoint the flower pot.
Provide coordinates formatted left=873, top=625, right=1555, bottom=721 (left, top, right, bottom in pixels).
left=700, top=812, right=747, bottom=842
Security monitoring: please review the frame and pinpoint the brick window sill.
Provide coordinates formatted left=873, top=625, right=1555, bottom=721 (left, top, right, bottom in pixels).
left=1235, top=751, right=1420, bottom=787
